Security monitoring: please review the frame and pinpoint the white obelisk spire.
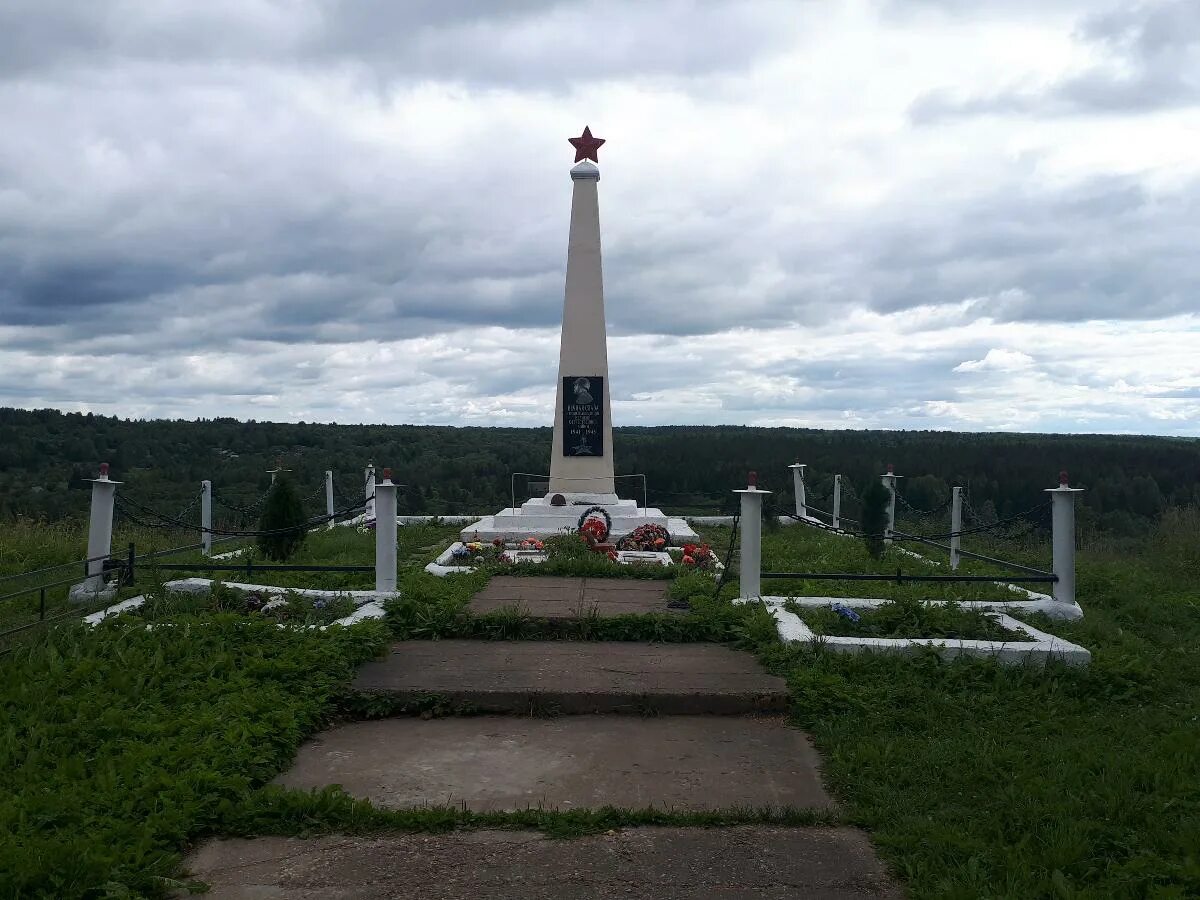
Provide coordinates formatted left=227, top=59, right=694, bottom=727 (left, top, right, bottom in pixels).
left=549, top=127, right=615, bottom=499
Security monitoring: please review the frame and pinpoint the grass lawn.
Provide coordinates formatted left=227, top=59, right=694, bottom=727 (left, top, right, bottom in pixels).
left=0, top=520, right=226, bottom=634
left=739, top=513, right=1200, bottom=898
left=0, top=508, right=1197, bottom=897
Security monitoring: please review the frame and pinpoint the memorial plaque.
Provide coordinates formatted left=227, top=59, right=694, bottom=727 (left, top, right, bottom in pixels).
left=562, top=375, right=604, bottom=457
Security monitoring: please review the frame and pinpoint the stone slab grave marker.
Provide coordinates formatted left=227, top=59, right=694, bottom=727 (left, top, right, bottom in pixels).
left=464, top=129, right=696, bottom=542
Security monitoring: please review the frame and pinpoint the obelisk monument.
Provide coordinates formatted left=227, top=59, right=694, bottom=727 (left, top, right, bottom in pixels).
left=548, top=126, right=616, bottom=500
left=460, top=128, right=695, bottom=542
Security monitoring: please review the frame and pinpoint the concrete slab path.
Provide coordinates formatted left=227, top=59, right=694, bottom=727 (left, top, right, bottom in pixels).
left=352, top=641, right=788, bottom=715
left=468, top=575, right=675, bottom=618
left=276, top=715, right=832, bottom=812
left=185, top=827, right=900, bottom=899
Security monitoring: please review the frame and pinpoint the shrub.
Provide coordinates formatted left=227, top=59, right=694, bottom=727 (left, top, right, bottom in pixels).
left=256, top=476, right=308, bottom=561
left=542, top=532, right=592, bottom=561
left=860, top=480, right=892, bottom=559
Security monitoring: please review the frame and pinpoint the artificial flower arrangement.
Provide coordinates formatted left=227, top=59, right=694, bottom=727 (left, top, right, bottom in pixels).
left=450, top=539, right=510, bottom=566
left=617, top=523, right=670, bottom=552
left=679, top=542, right=716, bottom=570
left=577, top=506, right=613, bottom=545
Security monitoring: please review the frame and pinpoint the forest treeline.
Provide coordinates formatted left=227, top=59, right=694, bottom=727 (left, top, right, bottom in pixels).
left=0, top=406, right=1197, bottom=536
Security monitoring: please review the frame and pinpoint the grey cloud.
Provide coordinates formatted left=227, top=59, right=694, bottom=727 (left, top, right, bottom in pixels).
left=0, top=0, right=794, bottom=85
left=909, top=0, right=1200, bottom=122
left=0, top=0, right=1197, bottom=436
left=835, top=176, right=1200, bottom=323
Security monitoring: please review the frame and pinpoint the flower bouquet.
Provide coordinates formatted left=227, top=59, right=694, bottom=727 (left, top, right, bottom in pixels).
left=617, top=523, right=670, bottom=552
left=680, top=542, right=716, bottom=570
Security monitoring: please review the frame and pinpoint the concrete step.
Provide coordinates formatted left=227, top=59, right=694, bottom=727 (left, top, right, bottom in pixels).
left=186, top=826, right=900, bottom=899
left=468, top=576, right=678, bottom=619
left=352, top=640, right=788, bottom=715
left=277, top=715, right=832, bottom=812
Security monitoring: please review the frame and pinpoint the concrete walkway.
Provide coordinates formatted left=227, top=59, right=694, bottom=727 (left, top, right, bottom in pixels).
left=185, top=581, right=901, bottom=896
left=352, top=640, right=789, bottom=715
left=187, top=827, right=900, bottom=899
left=468, top=575, right=676, bottom=618
left=276, top=715, right=832, bottom=811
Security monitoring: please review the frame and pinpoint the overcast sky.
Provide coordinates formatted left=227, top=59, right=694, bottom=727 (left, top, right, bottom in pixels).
left=1, top=0, right=1198, bottom=435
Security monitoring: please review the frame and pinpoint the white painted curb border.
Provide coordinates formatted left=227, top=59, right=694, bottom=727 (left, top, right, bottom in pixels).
left=84, top=577, right=399, bottom=630
left=424, top=542, right=720, bottom=577
left=741, top=596, right=1091, bottom=667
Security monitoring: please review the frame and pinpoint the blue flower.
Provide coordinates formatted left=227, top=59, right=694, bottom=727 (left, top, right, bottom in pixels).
left=831, top=602, right=861, bottom=624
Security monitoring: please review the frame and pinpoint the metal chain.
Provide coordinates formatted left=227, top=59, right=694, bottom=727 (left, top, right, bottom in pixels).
left=173, top=490, right=203, bottom=521
left=896, top=491, right=952, bottom=517
left=116, top=493, right=366, bottom=537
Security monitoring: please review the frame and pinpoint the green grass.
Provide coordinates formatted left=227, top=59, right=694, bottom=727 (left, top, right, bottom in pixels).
left=222, top=785, right=838, bottom=839
left=0, top=519, right=227, bottom=635
left=696, top=522, right=1043, bottom=603
left=0, top=614, right=388, bottom=898
left=679, top=513, right=1200, bottom=898
left=130, top=581, right=360, bottom=627
left=2, top=509, right=1198, bottom=897
left=379, top=568, right=753, bottom=644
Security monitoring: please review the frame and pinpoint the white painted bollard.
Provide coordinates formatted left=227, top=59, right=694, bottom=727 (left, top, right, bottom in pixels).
left=364, top=462, right=376, bottom=522
left=832, top=474, right=842, bottom=529
left=1047, top=471, right=1084, bottom=607
left=949, top=486, right=962, bottom=570
left=880, top=464, right=901, bottom=544
left=374, top=468, right=398, bottom=592
left=734, top=472, right=770, bottom=599
left=788, top=462, right=807, bottom=518
left=324, top=470, right=335, bottom=529
left=82, top=463, right=120, bottom=593
left=201, top=480, right=213, bottom=556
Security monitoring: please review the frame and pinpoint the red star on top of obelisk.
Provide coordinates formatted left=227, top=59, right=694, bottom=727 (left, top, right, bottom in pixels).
left=568, top=126, right=605, bottom=163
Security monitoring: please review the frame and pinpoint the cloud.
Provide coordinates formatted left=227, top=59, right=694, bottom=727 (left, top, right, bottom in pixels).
left=953, top=349, right=1035, bottom=373
left=909, top=0, right=1200, bottom=122
left=0, top=0, right=1198, bottom=436
left=0, top=0, right=797, bottom=85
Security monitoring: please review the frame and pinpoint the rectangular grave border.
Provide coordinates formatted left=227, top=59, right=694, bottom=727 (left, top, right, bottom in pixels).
left=426, top=542, right=721, bottom=577
left=740, top=595, right=1091, bottom=668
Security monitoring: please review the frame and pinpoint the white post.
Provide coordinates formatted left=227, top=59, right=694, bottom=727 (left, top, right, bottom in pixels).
left=364, top=462, right=376, bottom=521
left=374, top=468, right=398, bottom=593
left=201, top=480, right=212, bottom=556
left=1046, top=471, right=1084, bottom=607
left=832, top=475, right=842, bottom=529
left=78, top=463, right=120, bottom=596
left=949, top=486, right=962, bottom=570
left=325, top=470, right=335, bottom=529
left=880, top=464, right=900, bottom=544
left=734, top=472, right=770, bottom=600
left=788, top=462, right=806, bottom=518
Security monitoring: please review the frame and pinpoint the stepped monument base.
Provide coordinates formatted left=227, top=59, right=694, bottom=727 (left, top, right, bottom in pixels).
left=461, top=494, right=697, bottom=544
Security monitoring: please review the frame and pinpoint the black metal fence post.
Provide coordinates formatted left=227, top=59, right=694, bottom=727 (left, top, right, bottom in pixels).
left=126, top=542, right=135, bottom=586
left=39, top=588, right=45, bottom=621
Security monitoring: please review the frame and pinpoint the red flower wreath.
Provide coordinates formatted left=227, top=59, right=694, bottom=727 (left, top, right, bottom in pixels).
left=577, top=506, right=612, bottom=545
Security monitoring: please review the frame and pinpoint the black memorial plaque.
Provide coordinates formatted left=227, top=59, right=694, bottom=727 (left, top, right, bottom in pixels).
left=562, top=375, right=604, bottom=457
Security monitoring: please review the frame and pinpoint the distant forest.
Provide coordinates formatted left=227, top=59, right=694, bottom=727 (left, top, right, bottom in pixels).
left=1, top=406, right=1197, bottom=536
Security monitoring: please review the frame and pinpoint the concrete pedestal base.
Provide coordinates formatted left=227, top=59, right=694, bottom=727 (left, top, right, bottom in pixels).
left=461, top=495, right=697, bottom=543
left=68, top=580, right=117, bottom=604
